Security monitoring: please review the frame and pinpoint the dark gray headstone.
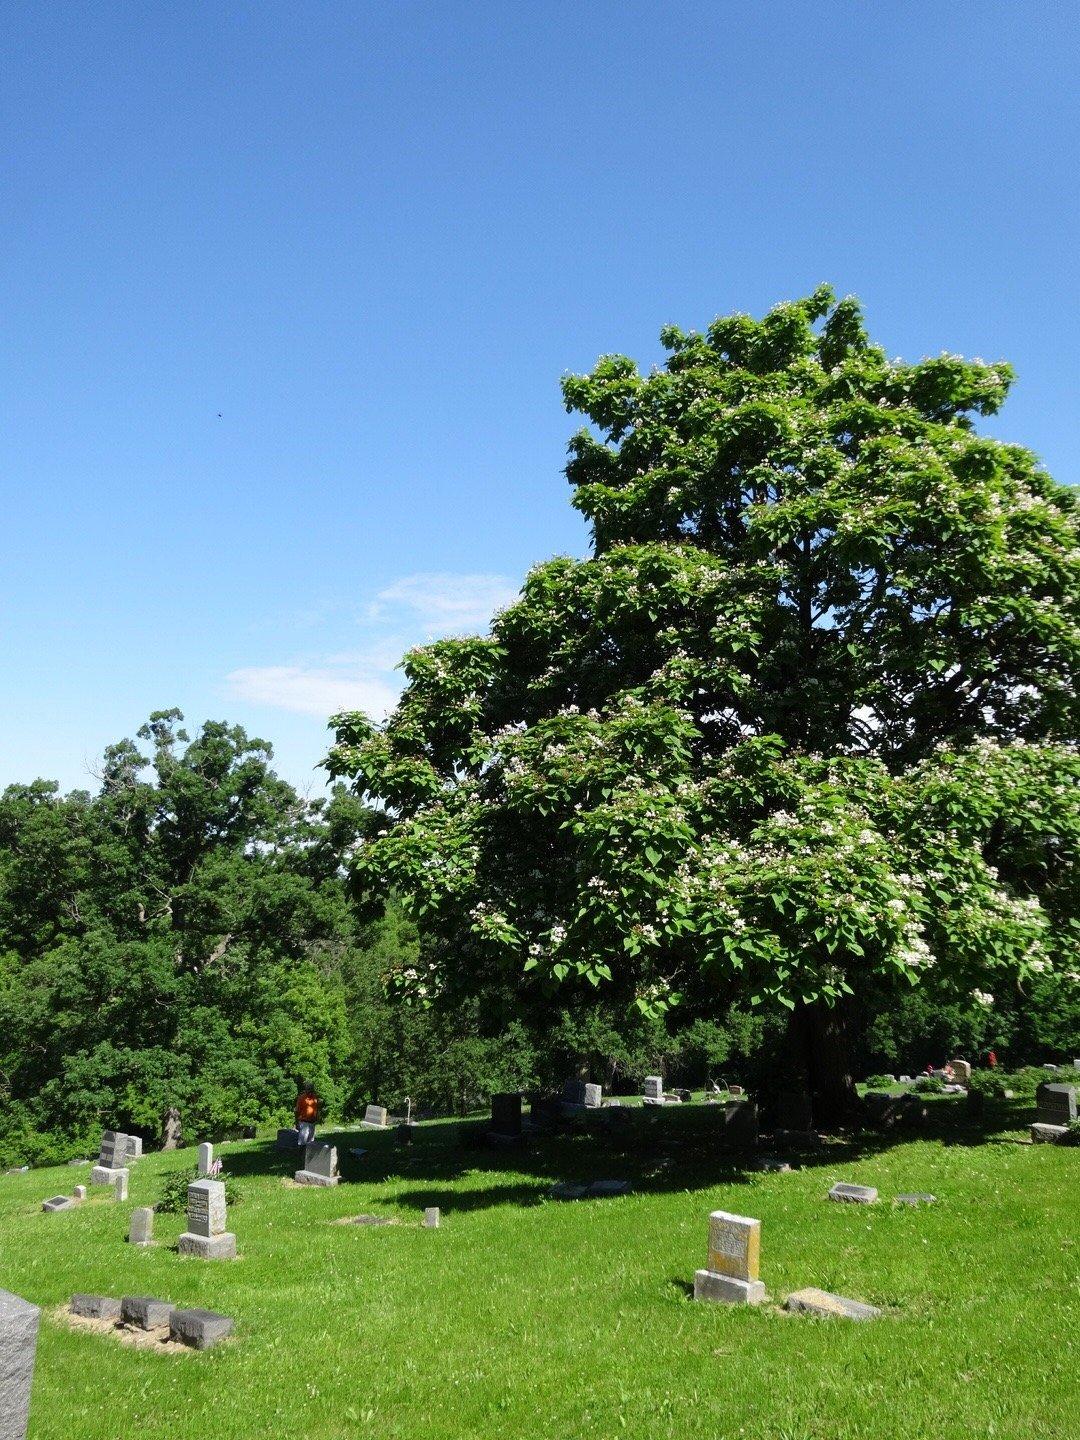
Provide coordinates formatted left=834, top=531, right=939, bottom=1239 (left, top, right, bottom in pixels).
left=490, top=1092, right=523, bottom=1137
left=70, top=1295, right=121, bottom=1320
left=121, top=1296, right=174, bottom=1330
left=169, top=1308, right=233, bottom=1351
left=1036, top=1084, right=1077, bottom=1126
left=0, top=1288, right=40, bottom=1440
left=276, top=1127, right=301, bottom=1151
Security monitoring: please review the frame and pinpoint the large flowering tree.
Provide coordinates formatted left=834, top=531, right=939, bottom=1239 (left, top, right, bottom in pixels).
left=327, top=287, right=1080, bottom=1122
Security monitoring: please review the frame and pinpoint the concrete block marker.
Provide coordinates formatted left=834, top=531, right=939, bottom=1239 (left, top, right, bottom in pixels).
left=785, top=1287, right=882, bottom=1321
left=129, top=1207, right=154, bottom=1246
left=295, top=1143, right=340, bottom=1187
left=895, top=1193, right=936, bottom=1206
left=0, top=1288, right=41, bottom=1440
left=828, top=1182, right=878, bottom=1204
left=694, top=1210, right=766, bottom=1306
left=422, top=1207, right=440, bottom=1228
left=169, top=1308, right=233, bottom=1351
left=70, top=1295, right=121, bottom=1320
left=121, top=1296, right=175, bottom=1330
left=112, top=1171, right=128, bottom=1202
left=72, top=1185, right=86, bottom=1201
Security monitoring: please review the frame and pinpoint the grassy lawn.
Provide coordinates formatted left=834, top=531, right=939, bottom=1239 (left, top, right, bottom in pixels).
left=2, top=1101, right=1077, bottom=1440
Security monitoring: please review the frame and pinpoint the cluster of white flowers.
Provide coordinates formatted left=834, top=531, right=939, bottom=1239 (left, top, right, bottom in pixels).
left=972, top=989, right=994, bottom=1008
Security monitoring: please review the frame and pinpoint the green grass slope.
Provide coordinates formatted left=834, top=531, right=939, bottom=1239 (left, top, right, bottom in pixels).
left=1, top=1105, right=1076, bottom=1440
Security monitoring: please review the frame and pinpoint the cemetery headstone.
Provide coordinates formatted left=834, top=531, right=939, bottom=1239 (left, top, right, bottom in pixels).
left=295, top=1143, right=340, bottom=1187
left=41, top=1196, right=75, bottom=1213
left=0, top=1288, right=41, bottom=1440
left=828, top=1182, right=878, bottom=1204
left=169, top=1308, right=233, bottom=1351
left=73, top=1185, right=86, bottom=1201
left=951, top=1059, right=972, bottom=1085
left=785, top=1287, right=881, bottom=1320
left=721, top=1099, right=759, bottom=1147
left=361, top=1104, right=390, bottom=1130
left=1031, top=1082, right=1077, bottom=1142
left=423, top=1207, right=440, bottom=1228
left=70, top=1295, right=121, bottom=1320
left=113, top=1172, right=128, bottom=1202
left=561, top=1078, right=587, bottom=1106
left=642, top=1076, right=664, bottom=1103
left=91, top=1130, right=139, bottom=1185
left=490, top=1093, right=523, bottom=1138
left=728, top=1084, right=744, bottom=1097
left=693, top=1209, right=765, bottom=1305
left=197, top=1143, right=214, bottom=1177
left=129, top=1207, right=154, bottom=1246
left=583, top=1083, right=603, bottom=1108
left=121, top=1296, right=174, bottom=1330
left=895, top=1193, right=936, bottom=1205
left=276, top=1127, right=301, bottom=1151
left=178, top=1179, right=237, bottom=1259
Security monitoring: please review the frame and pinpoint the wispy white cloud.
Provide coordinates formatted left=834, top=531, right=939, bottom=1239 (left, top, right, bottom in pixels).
left=368, top=572, right=519, bottom=632
left=225, top=665, right=399, bottom=719
left=225, top=570, right=519, bottom=721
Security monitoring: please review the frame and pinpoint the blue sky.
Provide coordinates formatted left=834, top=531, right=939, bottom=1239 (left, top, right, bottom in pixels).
left=3, top=2, right=1077, bottom=795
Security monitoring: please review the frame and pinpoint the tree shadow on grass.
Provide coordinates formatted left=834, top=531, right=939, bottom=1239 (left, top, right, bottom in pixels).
left=211, top=1098, right=1036, bottom=1215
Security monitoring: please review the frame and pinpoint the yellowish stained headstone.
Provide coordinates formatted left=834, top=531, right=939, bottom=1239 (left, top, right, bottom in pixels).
left=706, top=1209, right=760, bottom=1281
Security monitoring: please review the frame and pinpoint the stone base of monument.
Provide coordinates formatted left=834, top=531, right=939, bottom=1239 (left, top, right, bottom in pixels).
left=1031, top=1122, right=1069, bottom=1143
left=71, top=1295, right=121, bottom=1320
left=169, top=1307, right=233, bottom=1350
left=178, top=1231, right=238, bottom=1259
left=693, top=1269, right=765, bottom=1305
left=90, top=1165, right=129, bottom=1186
left=784, top=1287, right=881, bottom=1320
left=294, top=1169, right=340, bottom=1186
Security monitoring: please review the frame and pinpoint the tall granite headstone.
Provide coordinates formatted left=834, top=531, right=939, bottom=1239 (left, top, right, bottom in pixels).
left=0, top=1288, right=40, bottom=1440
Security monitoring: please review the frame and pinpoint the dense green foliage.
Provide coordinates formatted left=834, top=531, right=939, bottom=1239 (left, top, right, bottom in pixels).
left=327, top=288, right=1079, bottom=1111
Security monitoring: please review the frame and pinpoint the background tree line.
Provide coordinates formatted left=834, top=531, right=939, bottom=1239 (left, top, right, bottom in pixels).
left=1, top=704, right=1074, bottom=1167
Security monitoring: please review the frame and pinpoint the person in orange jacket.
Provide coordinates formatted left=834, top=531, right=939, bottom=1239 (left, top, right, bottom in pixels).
left=294, top=1083, right=320, bottom=1146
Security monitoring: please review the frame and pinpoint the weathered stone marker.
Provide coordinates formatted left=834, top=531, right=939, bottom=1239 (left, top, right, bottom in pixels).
left=828, top=1182, right=878, bottom=1204
left=129, top=1207, right=154, bottom=1246
left=197, top=1142, right=214, bottom=1177
left=951, top=1059, right=972, bottom=1085
left=642, top=1076, right=664, bottom=1104
left=0, top=1288, right=40, bottom=1440
left=91, top=1129, right=139, bottom=1185
left=113, top=1171, right=128, bottom=1202
left=178, top=1179, right=237, bottom=1259
left=1032, top=1082, right=1077, bottom=1143
left=693, top=1210, right=765, bottom=1305
left=169, top=1308, right=233, bottom=1351
left=583, top=1083, right=603, bottom=1108
left=423, top=1206, right=440, bottom=1228
left=895, top=1193, right=936, bottom=1206
left=785, top=1287, right=881, bottom=1320
left=161, top=1106, right=182, bottom=1151
left=41, top=1195, right=76, bottom=1213
left=70, top=1295, right=121, bottom=1320
left=121, top=1296, right=174, bottom=1330
left=295, top=1143, right=340, bottom=1187
left=73, top=1185, right=86, bottom=1201
left=490, top=1092, right=523, bottom=1138
left=361, top=1104, right=390, bottom=1130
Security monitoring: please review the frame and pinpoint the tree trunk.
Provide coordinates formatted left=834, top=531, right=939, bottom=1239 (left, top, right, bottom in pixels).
left=785, top=997, right=858, bottom=1130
